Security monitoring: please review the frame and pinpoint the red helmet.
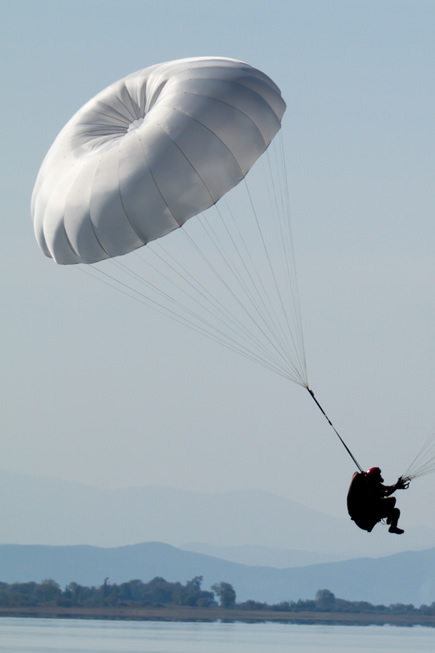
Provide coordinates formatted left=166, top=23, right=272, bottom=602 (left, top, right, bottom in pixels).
left=366, top=467, right=382, bottom=476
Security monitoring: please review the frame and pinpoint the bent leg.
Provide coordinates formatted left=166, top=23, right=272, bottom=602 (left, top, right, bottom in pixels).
left=388, top=507, right=404, bottom=534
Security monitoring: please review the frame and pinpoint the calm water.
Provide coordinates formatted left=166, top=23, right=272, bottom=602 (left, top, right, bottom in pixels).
left=1, top=618, right=435, bottom=653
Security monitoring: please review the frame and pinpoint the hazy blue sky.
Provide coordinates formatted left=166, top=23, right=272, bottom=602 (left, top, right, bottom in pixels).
left=2, top=0, right=435, bottom=536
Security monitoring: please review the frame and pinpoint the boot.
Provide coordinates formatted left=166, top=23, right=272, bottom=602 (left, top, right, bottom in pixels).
left=388, top=525, right=404, bottom=534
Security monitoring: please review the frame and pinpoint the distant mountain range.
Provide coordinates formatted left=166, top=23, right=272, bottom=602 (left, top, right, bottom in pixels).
left=2, top=469, right=435, bottom=562
left=180, top=543, right=347, bottom=567
left=2, top=541, right=435, bottom=607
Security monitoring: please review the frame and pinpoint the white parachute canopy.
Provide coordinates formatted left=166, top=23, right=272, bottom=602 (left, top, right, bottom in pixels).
left=32, top=57, right=286, bottom=264
left=32, top=57, right=308, bottom=386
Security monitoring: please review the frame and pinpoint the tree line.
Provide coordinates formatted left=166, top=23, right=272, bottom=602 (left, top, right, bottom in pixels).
left=0, top=577, right=235, bottom=609
left=2, top=578, right=435, bottom=615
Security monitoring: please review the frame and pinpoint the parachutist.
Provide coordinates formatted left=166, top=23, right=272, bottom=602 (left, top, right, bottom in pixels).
left=347, top=467, right=409, bottom=535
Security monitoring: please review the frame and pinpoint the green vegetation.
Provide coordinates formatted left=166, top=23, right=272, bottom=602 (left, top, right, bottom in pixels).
left=0, top=577, right=215, bottom=609
left=211, top=582, right=236, bottom=608
left=1, top=578, right=435, bottom=617
left=237, top=588, right=435, bottom=616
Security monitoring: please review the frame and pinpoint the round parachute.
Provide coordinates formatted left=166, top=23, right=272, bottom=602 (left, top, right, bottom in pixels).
left=31, top=57, right=308, bottom=387
left=31, top=57, right=286, bottom=265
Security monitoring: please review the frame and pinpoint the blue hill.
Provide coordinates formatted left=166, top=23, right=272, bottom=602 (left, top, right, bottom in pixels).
left=1, top=542, right=435, bottom=607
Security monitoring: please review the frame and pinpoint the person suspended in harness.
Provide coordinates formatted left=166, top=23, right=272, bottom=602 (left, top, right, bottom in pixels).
left=347, top=467, right=409, bottom=534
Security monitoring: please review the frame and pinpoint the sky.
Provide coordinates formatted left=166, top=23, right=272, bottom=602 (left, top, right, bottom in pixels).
left=2, top=0, right=435, bottom=538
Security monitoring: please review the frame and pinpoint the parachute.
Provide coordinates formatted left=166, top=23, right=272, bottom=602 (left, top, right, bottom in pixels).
left=32, top=57, right=285, bottom=265
left=31, top=56, right=308, bottom=386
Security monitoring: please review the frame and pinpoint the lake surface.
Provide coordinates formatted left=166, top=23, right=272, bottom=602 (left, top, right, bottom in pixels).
left=1, top=617, right=435, bottom=653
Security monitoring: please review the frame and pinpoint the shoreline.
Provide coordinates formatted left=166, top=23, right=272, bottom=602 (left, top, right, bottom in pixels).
left=1, top=605, right=434, bottom=627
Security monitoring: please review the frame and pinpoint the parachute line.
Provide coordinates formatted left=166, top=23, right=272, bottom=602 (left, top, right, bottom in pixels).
left=75, top=264, right=280, bottom=373
left=401, top=431, right=435, bottom=481
left=75, top=133, right=308, bottom=386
